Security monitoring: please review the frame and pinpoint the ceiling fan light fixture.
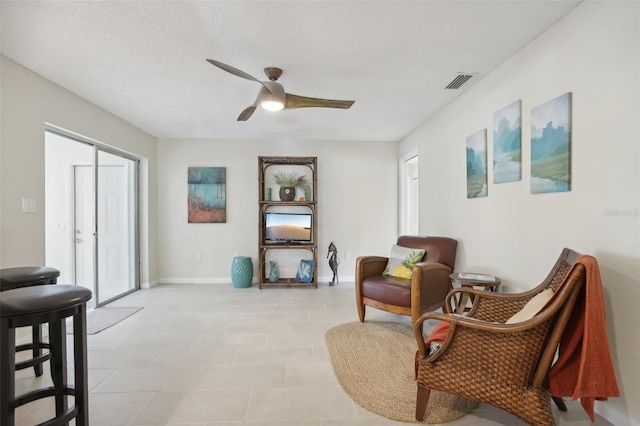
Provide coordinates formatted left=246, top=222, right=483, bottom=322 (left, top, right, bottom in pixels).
left=261, top=100, right=284, bottom=111
left=259, top=82, right=286, bottom=111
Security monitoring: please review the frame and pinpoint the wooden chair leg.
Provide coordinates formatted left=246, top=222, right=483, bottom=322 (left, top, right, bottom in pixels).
left=31, top=324, right=44, bottom=376
left=553, top=396, right=567, bottom=411
left=49, top=319, right=68, bottom=417
left=357, top=301, right=365, bottom=322
left=1, top=318, right=16, bottom=425
left=73, top=306, right=89, bottom=426
left=416, top=383, right=431, bottom=421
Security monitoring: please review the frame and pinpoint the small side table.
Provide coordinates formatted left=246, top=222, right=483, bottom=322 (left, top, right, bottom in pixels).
left=449, top=273, right=501, bottom=314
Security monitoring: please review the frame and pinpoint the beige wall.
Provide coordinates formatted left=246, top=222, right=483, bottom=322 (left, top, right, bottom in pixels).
left=156, top=138, right=399, bottom=283
left=399, top=2, right=639, bottom=424
left=0, top=56, right=159, bottom=287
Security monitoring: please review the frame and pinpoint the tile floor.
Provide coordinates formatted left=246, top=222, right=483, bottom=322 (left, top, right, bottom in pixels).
left=13, top=282, right=613, bottom=425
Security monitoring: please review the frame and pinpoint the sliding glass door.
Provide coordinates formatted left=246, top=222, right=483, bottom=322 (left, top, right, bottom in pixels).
left=45, top=130, right=139, bottom=308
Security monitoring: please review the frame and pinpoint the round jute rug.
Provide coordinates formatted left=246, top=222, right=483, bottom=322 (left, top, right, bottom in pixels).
left=325, top=321, right=478, bottom=424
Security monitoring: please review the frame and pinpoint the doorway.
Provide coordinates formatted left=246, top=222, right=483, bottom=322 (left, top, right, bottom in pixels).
left=399, top=152, right=419, bottom=235
left=45, top=130, right=139, bottom=308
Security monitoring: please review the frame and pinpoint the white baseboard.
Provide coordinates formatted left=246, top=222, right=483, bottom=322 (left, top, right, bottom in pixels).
left=155, top=276, right=355, bottom=285
left=159, top=277, right=242, bottom=284
left=141, top=279, right=160, bottom=289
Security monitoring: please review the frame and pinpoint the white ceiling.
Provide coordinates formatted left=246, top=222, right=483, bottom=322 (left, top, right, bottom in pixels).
left=1, top=1, right=580, bottom=142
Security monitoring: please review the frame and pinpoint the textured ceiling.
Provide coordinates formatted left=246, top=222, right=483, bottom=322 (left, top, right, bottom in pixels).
left=0, top=1, right=580, bottom=141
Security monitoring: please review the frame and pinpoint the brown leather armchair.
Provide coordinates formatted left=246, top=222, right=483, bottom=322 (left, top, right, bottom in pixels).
left=355, top=236, right=457, bottom=329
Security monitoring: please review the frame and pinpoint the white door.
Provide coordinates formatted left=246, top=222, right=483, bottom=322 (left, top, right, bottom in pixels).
left=399, top=153, right=419, bottom=235
left=407, top=157, right=419, bottom=235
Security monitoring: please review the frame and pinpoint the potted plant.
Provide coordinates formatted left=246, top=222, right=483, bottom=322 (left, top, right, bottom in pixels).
left=273, top=172, right=307, bottom=201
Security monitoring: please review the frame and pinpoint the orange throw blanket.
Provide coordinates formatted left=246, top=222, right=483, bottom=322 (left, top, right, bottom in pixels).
left=414, top=321, right=450, bottom=379
left=548, top=255, right=620, bottom=421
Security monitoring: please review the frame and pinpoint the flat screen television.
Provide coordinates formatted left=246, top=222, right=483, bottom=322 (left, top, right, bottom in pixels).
left=265, top=212, right=312, bottom=243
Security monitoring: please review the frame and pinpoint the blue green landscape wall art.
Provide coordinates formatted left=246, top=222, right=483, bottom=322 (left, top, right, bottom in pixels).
left=466, top=129, right=487, bottom=198
left=493, top=100, right=522, bottom=184
left=530, top=93, right=571, bottom=194
left=188, top=167, right=226, bottom=223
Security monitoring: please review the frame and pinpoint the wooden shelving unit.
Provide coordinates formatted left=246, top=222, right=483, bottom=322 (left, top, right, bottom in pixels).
left=258, top=156, right=317, bottom=288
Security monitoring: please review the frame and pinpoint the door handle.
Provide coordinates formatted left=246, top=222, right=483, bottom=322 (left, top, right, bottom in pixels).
left=76, top=238, right=82, bottom=243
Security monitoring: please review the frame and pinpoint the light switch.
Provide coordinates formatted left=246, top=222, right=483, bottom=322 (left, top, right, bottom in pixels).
left=22, top=198, right=37, bottom=213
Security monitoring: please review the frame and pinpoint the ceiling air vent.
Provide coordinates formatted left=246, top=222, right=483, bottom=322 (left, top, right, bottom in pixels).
left=445, top=74, right=474, bottom=90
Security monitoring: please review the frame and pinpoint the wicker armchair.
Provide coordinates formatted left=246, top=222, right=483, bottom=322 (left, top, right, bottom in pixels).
left=414, top=248, right=584, bottom=425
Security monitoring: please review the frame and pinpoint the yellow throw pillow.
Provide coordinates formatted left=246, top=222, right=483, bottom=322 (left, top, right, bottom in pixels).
left=506, top=288, right=554, bottom=324
left=383, top=245, right=426, bottom=279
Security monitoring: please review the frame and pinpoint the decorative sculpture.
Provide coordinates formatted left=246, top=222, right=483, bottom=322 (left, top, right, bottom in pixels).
left=328, top=241, right=339, bottom=286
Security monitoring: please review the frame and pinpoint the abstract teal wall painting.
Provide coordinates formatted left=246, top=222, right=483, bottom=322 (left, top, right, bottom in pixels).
left=530, top=93, right=572, bottom=194
left=493, top=100, right=522, bottom=184
left=466, top=129, right=488, bottom=198
left=188, top=167, right=226, bottom=223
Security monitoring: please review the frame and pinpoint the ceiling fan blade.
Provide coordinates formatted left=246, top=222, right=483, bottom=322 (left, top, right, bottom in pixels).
left=237, top=105, right=257, bottom=121
left=285, top=93, right=355, bottom=110
left=206, top=59, right=273, bottom=94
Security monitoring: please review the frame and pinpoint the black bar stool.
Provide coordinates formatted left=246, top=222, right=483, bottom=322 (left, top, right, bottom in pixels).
left=1, top=284, right=92, bottom=426
left=0, top=266, right=60, bottom=377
